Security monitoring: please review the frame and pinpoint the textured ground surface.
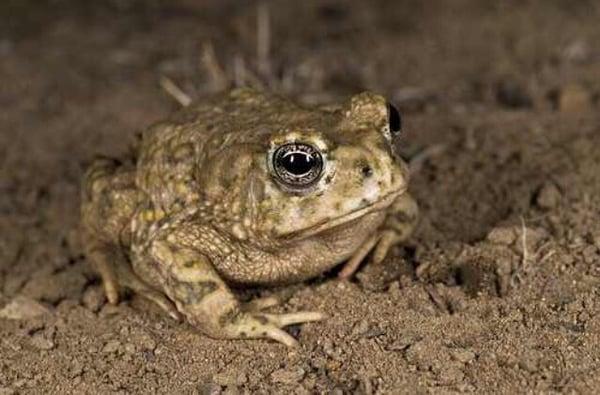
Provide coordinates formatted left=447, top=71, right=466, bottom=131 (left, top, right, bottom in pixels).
left=1, top=1, right=600, bottom=393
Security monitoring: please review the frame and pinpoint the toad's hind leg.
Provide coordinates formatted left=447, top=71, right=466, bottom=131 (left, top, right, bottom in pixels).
left=82, top=237, right=121, bottom=305
left=81, top=157, right=137, bottom=305
left=82, top=236, right=180, bottom=320
left=81, top=158, right=178, bottom=319
left=148, top=234, right=325, bottom=347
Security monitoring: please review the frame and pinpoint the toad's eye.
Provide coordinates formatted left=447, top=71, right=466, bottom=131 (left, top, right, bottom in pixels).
left=387, top=103, right=402, bottom=135
left=272, top=143, right=324, bottom=189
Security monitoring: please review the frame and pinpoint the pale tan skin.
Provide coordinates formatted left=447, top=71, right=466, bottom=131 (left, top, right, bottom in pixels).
left=81, top=88, right=418, bottom=347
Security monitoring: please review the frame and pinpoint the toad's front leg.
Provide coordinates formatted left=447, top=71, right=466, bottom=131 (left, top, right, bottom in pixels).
left=148, top=235, right=324, bottom=347
left=339, top=192, right=419, bottom=279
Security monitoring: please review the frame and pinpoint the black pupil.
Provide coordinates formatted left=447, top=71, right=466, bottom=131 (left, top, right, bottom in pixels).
left=279, top=152, right=315, bottom=176
left=388, top=103, right=402, bottom=133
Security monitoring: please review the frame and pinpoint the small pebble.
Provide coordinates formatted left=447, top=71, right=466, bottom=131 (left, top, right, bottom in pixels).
left=30, top=333, right=55, bottom=350
left=69, top=362, right=84, bottom=379
left=102, top=340, right=121, bottom=353
left=124, top=343, right=136, bottom=354
left=437, top=366, right=464, bottom=384
left=350, top=320, right=370, bottom=337
left=582, top=245, right=598, bottom=264
left=558, top=83, right=592, bottom=113
left=270, top=367, right=306, bottom=384
left=451, top=349, right=476, bottom=364
left=0, top=296, right=50, bottom=320
left=82, top=286, right=106, bottom=312
left=212, top=371, right=247, bottom=387
left=535, top=182, right=562, bottom=210
left=138, top=333, right=157, bottom=351
left=519, top=355, right=539, bottom=373
left=486, top=227, right=516, bottom=245
left=0, top=387, right=16, bottom=395
left=198, top=383, right=222, bottom=395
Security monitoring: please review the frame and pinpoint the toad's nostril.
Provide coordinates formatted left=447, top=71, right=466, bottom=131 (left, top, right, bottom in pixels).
left=361, top=165, right=373, bottom=178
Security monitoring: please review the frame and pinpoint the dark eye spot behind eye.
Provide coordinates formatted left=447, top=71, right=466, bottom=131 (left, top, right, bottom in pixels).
left=388, top=103, right=402, bottom=133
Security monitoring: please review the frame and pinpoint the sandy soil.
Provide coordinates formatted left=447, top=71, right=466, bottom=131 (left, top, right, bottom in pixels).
left=2, top=1, right=600, bottom=393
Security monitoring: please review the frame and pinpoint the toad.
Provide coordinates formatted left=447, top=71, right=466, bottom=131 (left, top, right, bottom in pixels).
left=81, top=88, right=418, bottom=346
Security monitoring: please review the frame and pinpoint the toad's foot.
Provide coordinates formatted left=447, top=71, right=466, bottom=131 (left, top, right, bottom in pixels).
left=338, top=193, right=418, bottom=279
left=223, top=309, right=325, bottom=347
left=226, top=296, right=326, bottom=346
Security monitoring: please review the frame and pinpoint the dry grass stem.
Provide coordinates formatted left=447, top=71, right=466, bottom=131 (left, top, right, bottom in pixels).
left=159, top=76, right=192, bottom=107
left=200, top=41, right=229, bottom=92
left=520, top=216, right=529, bottom=267
left=257, top=2, right=271, bottom=76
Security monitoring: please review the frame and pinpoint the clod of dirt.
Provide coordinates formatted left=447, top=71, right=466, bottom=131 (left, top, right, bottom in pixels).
left=0, top=296, right=50, bottom=320
left=81, top=285, right=106, bottom=312
left=451, top=349, right=476, bottom=364
left=102, top=340, right=120, bottom=354
left=270, top=367, right=306, bottom=384
left=425, top=283, right=468, bottom=313
left=29, top=332, right=55, bottom=350
left=212, top=371, right=248, bottom=387
left=534, top=182, right=562, bottom=210
left=20, top=266, right=88, bottom=305
left=518, top=353, right=539, bottom=373
left=356, top=254, right=413, bottom=291
left=198, top=383, right=222, bottom=395
left=557, top=83, right=592, bottom=113
left=457, top=247, right=515, bottom=296
left=495, top=78, right=533, bottom=109
left=486, top=225, right=549, bottom=254
left=457, top=225, right=549, bottom=296
left=437, top=365, right=464, bottom=385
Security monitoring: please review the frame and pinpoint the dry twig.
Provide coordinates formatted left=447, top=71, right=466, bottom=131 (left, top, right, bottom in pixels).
left=256, top=2, right=271, bottom=76
left=159, top=76, right=192, bottom=107
left=200, top=41, right=228, bottom=92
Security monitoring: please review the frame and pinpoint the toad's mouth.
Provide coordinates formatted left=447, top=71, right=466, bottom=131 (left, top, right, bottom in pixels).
left=284, top=188, right=406, bottom=240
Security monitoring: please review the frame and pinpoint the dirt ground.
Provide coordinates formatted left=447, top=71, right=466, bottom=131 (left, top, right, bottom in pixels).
left=2, top=0, right=600, bottom=393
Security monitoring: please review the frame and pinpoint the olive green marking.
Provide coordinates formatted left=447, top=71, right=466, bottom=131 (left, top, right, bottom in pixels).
left=172, top=280, right=218, bottom=304
left=218, top=306, right=243, bottom=327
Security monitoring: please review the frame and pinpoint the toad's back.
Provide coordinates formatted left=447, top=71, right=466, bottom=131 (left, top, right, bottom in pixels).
left=135, top=88, right=334, bottom=211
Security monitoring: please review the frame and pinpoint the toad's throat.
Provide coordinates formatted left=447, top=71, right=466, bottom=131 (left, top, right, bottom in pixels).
left=283, top=188, right=406, bottom=240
